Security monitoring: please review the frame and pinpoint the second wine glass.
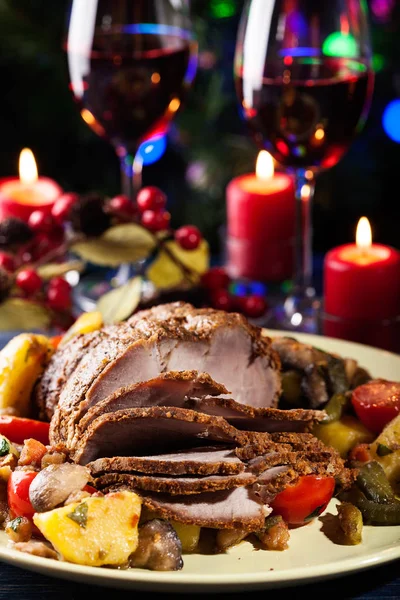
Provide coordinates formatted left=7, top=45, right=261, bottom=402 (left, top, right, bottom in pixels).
left=66, top=0, right=198, bottom=200
left=234, top=0, right=374, bottom=332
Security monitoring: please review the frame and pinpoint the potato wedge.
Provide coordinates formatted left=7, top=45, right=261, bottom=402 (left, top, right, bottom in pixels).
left=33, top=490, right=142, bottom=566
left=0, top=334, right=52, bottom=417
left=170, top=521, right=201, bottom=552
left=370, top=413, right=400, bottom=492
left=59, top=311, right=103, bottom=347
left=313, top=415, right=375, bottom=458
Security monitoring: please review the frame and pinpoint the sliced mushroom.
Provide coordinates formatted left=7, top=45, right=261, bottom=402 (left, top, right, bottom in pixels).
left=129, top=519, right=183, bottom=571
left=29, top=463, right=91, bottom=513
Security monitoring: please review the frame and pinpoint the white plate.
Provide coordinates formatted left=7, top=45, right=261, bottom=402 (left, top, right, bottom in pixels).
left=0, top=331, right=399, bottom=592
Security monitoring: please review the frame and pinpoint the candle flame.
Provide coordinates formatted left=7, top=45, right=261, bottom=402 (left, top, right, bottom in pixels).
left=256, top=151, right=274, bottom=180
left=356, top=217, right=372, bottom=250
left=19, top=148, right=38, bottom=185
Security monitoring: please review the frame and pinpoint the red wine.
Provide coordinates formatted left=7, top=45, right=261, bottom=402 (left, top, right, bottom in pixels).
left=67, top=32, right=197, bottom=152
left=236, top=59, right=374, bottom=170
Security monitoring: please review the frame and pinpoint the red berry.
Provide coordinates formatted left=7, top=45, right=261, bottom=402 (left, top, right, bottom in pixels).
left=47, top=286, right=72, bottom=311
left=210, top=289, right=233, bottom=312
left=30, top=232, right=64, bottom=261
left=175, top=225, right=202, bottom=250
left=108, top=195, right=137, bottom=218
left=201, top=267, right=230, bottom=291
left=242, top=295, right=268, bottom=318
left=15, top=268, right=43, bottom=295
left=0, top=252, right=15, bottom=272
left=137, top=187, right=167, bottom=212
left=28, top=210, right=55, bottom=234
left=141, top=210, right=171, bottom=232
left=48, top=276, right=71, bottom=295
left=51, top=193, right=79, bottom=225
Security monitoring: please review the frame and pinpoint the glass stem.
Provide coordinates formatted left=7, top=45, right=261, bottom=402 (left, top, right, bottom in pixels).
left=293, top=171, right=316, bottom=299
left=119, top=150, right=143, bottom=201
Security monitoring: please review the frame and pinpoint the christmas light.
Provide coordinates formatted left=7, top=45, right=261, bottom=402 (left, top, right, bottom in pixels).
left=137, top=135, right=167, bottom=165
left=322, top=32, right=358, bottom=58
left=382, top=100, right=400, bottom=143
left=209, top=0, right=237, bottom=19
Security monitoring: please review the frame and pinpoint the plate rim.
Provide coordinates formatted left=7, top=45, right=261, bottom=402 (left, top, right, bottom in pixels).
left=0, top=331, right=399, bottom=591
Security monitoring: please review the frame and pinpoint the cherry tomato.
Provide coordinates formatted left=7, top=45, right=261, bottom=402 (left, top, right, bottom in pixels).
left=351, top=380, right=400, bottom=434
left=269, top=475, right=335, bottom=525
left=7, top=471, right=38, bottom=520
left=0, top=416, right=50, bottom=445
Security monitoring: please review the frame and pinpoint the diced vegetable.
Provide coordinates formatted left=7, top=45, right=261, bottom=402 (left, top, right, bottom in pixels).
left=5, top=516, right=32, bottom=543
left=356, top=461, right=395, bottom=504
left=370, top=413, right=400, bottom=492
left=0, top=416, right=50, bottom=445
left=313, top=415, right=375, bottom=458
left=269, top=475, right=335, bottom=525
left=351, top=380, right=400, bottom=434
left=337, top=502, right=363, bottom=545
left=170, top=520, right=201, bottom=552
left=18, top=439, right=47, bottom=467
left=215, top=528, right=248, bottom=551
left=321, top=393, right=349, bottom=424
left=33, top=490, right=142, bottom=567
left=0, top=333, right=52, bottom=417
left=256, top=515, right=290, bottom=551
left=339, top=487, right=400, bottom=526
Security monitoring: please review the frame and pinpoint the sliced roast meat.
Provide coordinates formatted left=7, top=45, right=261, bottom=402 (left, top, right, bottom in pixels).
left=88, top=447, right=245, bottom=477
left=74, top=371, right=228, bottom=443
left=95, top=470, right=257, bottom=495
left=71, top=406, right=248, bottom=465
left=125, top=486, right=272, bottom=530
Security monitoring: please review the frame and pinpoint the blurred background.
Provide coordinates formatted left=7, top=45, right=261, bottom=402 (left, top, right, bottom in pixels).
left=0, top=0, right=399, bottom=260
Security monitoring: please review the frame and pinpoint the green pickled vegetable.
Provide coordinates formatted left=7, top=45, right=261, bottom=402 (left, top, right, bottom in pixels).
left=321, top=393, right=349, bottom=424
left=356, top=461, right=395, bottom=504
left=337, top=502, right=363, bottom=545
left=326, top=356, right=349, bottom=395
left=339, top=488, right=400, bottom=526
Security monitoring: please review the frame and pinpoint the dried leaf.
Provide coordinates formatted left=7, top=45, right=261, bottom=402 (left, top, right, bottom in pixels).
left=37, top=260, right=85, bottom=280
left=0, top=299, right=52, bottom=332
left=71, top=224, right=156, bottom=267
left=96, top=276, right=142, bottom=324
left=146, top=240, right=209, bottom=289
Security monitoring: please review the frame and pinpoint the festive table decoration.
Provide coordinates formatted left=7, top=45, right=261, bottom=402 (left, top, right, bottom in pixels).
left=0, top=149, right=63, bottom=222
left=323, top=217, right=400, bottom=351
left=226, top=150, right=295, bottom=283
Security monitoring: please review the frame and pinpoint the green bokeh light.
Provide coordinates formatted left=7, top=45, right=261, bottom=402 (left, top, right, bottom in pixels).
left=210, top=0, right=237, bottom=19
left=322, top=32, right=358, bottom=58
left=372, top=53, right=385, bottom=73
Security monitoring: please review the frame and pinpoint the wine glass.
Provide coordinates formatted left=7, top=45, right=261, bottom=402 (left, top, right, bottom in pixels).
left=66, top=0, right=198, bottom=200
left=234, top=0, right=374, bottom=332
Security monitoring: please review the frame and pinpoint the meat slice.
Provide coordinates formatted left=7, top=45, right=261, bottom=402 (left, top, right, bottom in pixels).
left=73, top=371, right=228, bottom=444
left=88, top=447, right=245, bottom=476
left=114, top=486, right=272, bottom=530
left=71, top=406, right=248, bottom=465
left=95, top=471, right=256, bottom=495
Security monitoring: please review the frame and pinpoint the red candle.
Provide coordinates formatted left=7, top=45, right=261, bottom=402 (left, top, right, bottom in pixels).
left=226, top=151, right=295, bottom=282
left=0, top=149, right=63, bottom=222
left=323, top=217, right=400, bottom=351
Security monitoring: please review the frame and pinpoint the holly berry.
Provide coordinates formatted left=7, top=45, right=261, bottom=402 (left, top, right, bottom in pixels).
left=48, top=277, right=71, bottom=296
left=0, top=252, right=15, bottom=272
left=15, top=269, right=43, bottom=295
left=175, top=225, right=202, bottom=250
left=30, top=232, right=64, bottom=261
left=108, top=195, right=137, bottom=218
left=137, top=186, right=167, bottom=212
left=51, top=193, right=79, bottom=225
left=241, top=295, right=268, bottom=318
left=201, top=267, right=230, bottom=291
left=47, top=285, right=72, bottom=311
left=210, top=289, right=234, bottom=312
left=28, top=210, right=55, bottom=234
left=141, top=210, right=171, bottom=232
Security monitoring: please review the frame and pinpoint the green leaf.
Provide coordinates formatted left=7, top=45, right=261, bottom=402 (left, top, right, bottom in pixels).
left=377, top=443, right=394, bottom=457
left=0, top=436, right=10, bottom=457
left=146, top=239, right=210, bottom=290
left=96, top=276, right=142, bottom=324
left=0, top=299, right=52, bottom=332
left=67, top=502, right=88, bottom=529
left=37, top=260, right=85, bottom=280
left=304, top=504, right=326, bottom=522
left=71, top=224, right=156, bottom=267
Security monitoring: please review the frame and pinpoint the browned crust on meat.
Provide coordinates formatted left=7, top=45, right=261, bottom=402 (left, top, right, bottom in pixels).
left=88, top=448, right=245, bottom=476
left=95, top=471, right=257, bottom=495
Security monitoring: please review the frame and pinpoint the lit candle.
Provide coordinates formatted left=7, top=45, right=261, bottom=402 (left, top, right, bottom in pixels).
left=0, top=149, right=63, bottom=222
left=323, top=217, right=400, bottom=351
left=226, top=151, right=295, bottom=282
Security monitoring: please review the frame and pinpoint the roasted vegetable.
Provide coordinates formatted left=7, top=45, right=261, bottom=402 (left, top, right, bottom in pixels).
left=255, top=515, right=290, bottom=551
left=170, top=520, right=201, bottom=553
left=320, top=393, right=349, bottom=424
left=59, top=311, right=103, bottom=347
left=339, top=487, right=400, bottom=526
left=129, top=519, right=183, bottom=571
left=337, top=502, right=363, bottom=545
left=313, top=415, right=375, bottom=458
left=33, top=490, right=142, bottom=566
left=356, top=461, right=395, bottom=504
left=29, top=463, right=91, bottom=513
left=0, top=334, right=52, bottom=417
left=216, top=528, right=249, bottom=551
left=370, top=413, right=400, bottom=492
left=281, top=370, right=303, bottom=406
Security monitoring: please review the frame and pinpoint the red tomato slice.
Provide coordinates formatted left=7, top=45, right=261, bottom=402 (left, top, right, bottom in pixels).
left=0, top=416, right=50, bottom=445
left=7, top=471, right=38, bottom=520
left=269, top=475, right=335, bottom=525
left=351, top=380, right=400, bottom=434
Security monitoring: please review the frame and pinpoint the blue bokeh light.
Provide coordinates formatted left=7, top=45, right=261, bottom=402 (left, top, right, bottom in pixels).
left=382, top=100, right=400, bottom=143
left=137, top=135, right=167, bottom=165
